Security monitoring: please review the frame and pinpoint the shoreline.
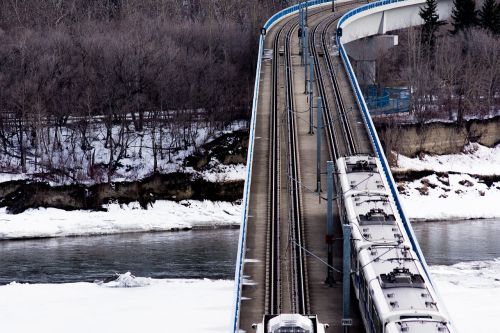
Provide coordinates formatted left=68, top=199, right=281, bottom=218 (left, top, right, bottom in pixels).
left=0, top=200, right=242, bottom=241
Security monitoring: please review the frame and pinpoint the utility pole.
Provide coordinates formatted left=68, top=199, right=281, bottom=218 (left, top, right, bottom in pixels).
left=305, top=0, right=308, bottom=26
left=309, top=56, right=314, bottom=134
left=326, top=161, right=335, bottom=286
left=304, top=27, right=309, bottom=93
left=316, top=97, right=322, bottom=193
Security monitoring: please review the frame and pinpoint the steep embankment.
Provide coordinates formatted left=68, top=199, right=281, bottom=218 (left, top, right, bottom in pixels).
left=372, top=116, right=500, bottom=221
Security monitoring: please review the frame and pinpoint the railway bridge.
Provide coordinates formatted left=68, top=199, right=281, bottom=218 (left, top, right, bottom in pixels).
left=233, top=1, right=454, bottom=332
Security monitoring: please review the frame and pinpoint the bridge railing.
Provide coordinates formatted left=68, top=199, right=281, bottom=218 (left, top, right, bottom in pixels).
left=232, top=1, right=332, bottom=331
left=337, top=0, right=431, bottom=280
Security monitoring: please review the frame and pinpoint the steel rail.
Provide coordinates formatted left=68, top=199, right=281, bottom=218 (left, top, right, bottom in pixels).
left=321, top=18, right=359, bottom=155
left=266, top=17, right=286, bottom=316
left=284, top=20, right=309, bottom=315
left=310, top=16, right=343, bottom=161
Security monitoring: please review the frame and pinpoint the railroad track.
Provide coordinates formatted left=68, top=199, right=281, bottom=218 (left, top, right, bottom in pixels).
left=265, top=0, right=368, bottom=320
left=310, top=7, right=361, bottom=160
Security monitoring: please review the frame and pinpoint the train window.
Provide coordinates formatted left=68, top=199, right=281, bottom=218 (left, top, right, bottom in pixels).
left=359, top=270, right=366, bottom=299
left=274, top=328, right=310, bottom=333
left=399, top=315, right=432, bottom=320
left=350, top=243, right=357, bottom=268
left=372, top=304, right=382, bottom=333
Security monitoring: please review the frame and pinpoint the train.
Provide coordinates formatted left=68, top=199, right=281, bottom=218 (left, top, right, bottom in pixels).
left=336, top=155, right=454, bottom=333
left=253, top=314, right=328, bottom=333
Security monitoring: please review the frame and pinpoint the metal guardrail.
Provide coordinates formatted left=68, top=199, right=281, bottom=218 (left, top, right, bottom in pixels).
left=336, top=0, right=431, bottom=280
left=232, top=1, right=333, bottom=332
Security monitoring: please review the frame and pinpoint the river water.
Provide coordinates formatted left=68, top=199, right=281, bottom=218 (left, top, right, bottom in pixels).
left=412, top=218, right=500, bottom=265
left=1, top=219, right=499, bottom=285
left=0, top=229, right=238, bottom=284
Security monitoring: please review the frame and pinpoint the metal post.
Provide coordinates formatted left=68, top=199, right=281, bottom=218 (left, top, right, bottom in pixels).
left=326, top=161, right=335, bottom=286
left=309, top=56, right=314, bottom=134
left=304, top=27, right=309, bottom=93
left=332, top=0, right=335, bottom=12
left=342, top=223, right=352, bottom=332
left=316, top=97, right=322, bottom=193
left=305, top=0, right=308, bottom=26
left=300, top=8, right=304, bottom=65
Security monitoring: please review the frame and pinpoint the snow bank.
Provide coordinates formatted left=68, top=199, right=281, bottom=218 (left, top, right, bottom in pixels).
left=0, top=173, right=27, bottom=183
left=0, top=276, right=234, bottom=333
left=0, top=200, right=241, bottom=240
left=202, top=163, right=246, bottom=182
left=395, top=143, right=500, bottom=176
left=99, top=272, right=153, bottom=288
left=394, top=143, right=500, bottom=220
left=400, top=173, right=500, bottom=220
left=431, top=259, right=500, bottom=333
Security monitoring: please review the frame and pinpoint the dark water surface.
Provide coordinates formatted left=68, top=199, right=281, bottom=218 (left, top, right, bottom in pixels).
left=0, top=229, right=239, bottom=284
left=413, top=218, right=500, bottom=265
left=2, top=219, right=499, bottom=285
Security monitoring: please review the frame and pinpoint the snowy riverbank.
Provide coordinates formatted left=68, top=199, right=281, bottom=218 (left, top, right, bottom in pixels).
left=0, top=200, right=241, bottom=240
left=0, top=275, right=234, bottom=333
left=0, top=262, right=497, bottom=333
left=394, top=143, right=500, bottom=221
left=431, top=259, right=500, bottom=333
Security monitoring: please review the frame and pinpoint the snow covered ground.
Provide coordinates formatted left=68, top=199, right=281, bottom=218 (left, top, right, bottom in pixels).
left=0, top=264, right=496, bottom=333
left=395, top=143, right=500, bottom=220
left=399, top=173, right=500, bottom=220
left=200, top=162, right=246, bottom=182
left=0, top=274, right=234, bottom=333
left=0, top=200, right=241, bottom=240
left=431, top=259, right=500, bottom=333
left=0, top=120, right=247, bottom=185
left=395, top=142, right=500, bottom=176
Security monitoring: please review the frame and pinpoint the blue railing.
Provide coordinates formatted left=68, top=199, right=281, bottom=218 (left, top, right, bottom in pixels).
left=263, top=0, right=333, bottom=31
left=337, top=0, right=431, bottom=280
left=232, top=1, right=332, bottom=332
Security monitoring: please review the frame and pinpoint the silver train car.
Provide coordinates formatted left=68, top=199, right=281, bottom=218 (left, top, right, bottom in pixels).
left=254, top=314, right=327, bottom=333
left=336, top=155, right=454, bottom=333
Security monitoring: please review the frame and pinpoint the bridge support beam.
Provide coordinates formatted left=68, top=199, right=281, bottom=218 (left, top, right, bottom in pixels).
left=343, top=35, right=398, bottom=86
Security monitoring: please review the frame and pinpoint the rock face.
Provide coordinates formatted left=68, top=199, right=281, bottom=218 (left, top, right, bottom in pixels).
left=375, top=115, right=500, bottom=157
left=0, top=174, right=244, bottom=214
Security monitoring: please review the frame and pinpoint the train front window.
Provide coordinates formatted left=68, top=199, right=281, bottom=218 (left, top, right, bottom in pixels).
left=273, top=328, right=311, bottom=333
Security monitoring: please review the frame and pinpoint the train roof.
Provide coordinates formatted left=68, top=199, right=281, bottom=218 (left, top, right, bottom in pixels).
left=360, top=246, right=441, bottom=315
